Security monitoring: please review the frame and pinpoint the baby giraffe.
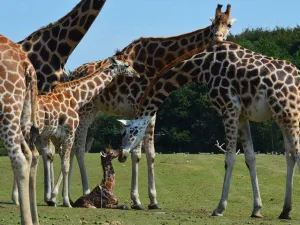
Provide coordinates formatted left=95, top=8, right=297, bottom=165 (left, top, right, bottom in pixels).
left=74, top=148, right=128, bottom=209
left=24, top=55, right=137, bottom=207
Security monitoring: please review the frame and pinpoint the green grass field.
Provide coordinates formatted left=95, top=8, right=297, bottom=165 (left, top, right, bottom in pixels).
left=1, top=153, right=300, bottom=225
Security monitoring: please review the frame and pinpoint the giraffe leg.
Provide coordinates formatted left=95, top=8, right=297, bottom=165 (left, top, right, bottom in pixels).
left=143, top=116, right=161, bottom=209
left=39, top=137, right=55, bottom=204
left=275, top=119, right=299, bottom=220
left=8, top=137, right=33, bottom=225
left=73, top=123, right=90, bottom=196
left=239, top=120, right=262, bottom=218
left=28, top=145, right=40, bottom=225
left=131, top=141, right=144, bottom=210
left=212, top=112, right=239, bottom=216
left=12, top=174, right=19, bottom=205
left=60, top=135, right=75, bottom=208
left=49, top=170, right=63, bottom=206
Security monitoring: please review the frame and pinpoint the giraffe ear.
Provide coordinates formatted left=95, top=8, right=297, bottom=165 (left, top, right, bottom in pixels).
left=209, top=17, right=215, bottom=23
left=118, top=119, right=129, bottom=126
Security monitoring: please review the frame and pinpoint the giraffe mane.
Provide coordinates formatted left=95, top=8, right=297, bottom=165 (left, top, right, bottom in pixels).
left=119, top=26, right=211, bottom=53
left=137, top=40, right=238, bottom=114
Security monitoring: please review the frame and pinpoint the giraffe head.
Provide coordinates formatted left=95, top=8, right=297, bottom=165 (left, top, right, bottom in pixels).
left=101, top=148, right=122, bottom=161
left=210, top=4, right=236, bottom=41
left=106, top=57, right=138, bottom=78
left=118, top=116, right=153, bottom=154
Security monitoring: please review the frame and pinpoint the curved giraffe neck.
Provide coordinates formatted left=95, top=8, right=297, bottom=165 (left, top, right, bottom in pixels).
left=18, top=0, right=106, bottom=93
left=138, top=41, right=295, bottom=117
left=49, top=66, right=116, bottom=111
left=120, top=25, right=214, bottom=75
left=101, top=156, right=115, bottom=191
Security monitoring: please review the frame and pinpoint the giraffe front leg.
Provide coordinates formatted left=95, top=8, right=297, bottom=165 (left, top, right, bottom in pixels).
left=131, top=141, right=143, bottom=210
left=143, top=116, right=161, bottom=210
left=39, top=137, right=53, bottom=204
left=73, top=123, right=91, bottom=196
left=212, top=113, right=239, bottom=216
left=61, top=137, right=74, bottom=208
left=239, top=120, right=262, bottom=218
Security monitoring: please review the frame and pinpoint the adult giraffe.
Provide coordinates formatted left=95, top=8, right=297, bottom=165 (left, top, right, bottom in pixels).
left=119, top=41, right=300, bottom=219
left=12, top=0, right=107, bottom=205
left=0, top=34, right=39, bottom=225
left=50, top=4, right=236, bottom=209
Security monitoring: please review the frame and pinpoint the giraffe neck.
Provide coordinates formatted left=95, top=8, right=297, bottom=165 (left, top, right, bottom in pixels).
left=18, top=0, right=106, bottom=94
left=100, top=156, right=115, bottom=191
left=121, top=25, right=214, bottom=76
left=52, top=67, right=115, bottom=111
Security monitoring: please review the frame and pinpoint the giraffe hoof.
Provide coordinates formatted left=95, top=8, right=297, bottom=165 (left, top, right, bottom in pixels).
left=211, top=209, right=223, bottom=216
left=278, top=212, right=291, bottom=220
left=148, top=203, right=162, bottom=210
left=46, top=201, right=57, bottom=207
left=131, top=204, right=144, bottom=210
left=251, top=212, right=263, bottom=218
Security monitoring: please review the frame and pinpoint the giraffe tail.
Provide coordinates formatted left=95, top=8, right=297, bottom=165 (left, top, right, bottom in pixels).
left=25, top=65, right=39, bottom=147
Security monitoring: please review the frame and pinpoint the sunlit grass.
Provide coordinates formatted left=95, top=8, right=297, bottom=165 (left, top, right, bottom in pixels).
left=1, top=154, right=300, bottom=224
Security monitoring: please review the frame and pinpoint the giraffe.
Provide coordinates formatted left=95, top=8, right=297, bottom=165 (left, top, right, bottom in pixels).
left=12, top=0, right=107, bottom=205
left=48, top=4, right=236, bottom=209
left=118, top=40, right=300, bottom=219
left=18, top=0, right=107, bottom=94
left=74, top=148, right=128, bottom=209
left=22, top=55, right=137, bottom=208
left=0, top=34, right=39, bottom=225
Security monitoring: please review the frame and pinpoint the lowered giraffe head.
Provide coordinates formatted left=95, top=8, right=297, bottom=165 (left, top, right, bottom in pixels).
left=118, top=116, right=153, bottom=154
left=210, top=4, right=236, bottom=41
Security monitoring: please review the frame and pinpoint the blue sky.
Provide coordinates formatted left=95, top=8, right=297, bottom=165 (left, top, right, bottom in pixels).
left=0, top=0, right=299, bottom=71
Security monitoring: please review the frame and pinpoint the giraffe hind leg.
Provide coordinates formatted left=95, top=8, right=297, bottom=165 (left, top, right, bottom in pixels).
left=276, top=118, right=299, bottom=219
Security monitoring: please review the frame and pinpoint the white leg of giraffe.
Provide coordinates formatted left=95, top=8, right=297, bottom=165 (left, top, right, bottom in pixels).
left=131, top=141, right=143, bottom=209
left=50, top=170, right=63, bottom=205
left=212, top=111, right=239, bottom=216
left=275, top=118, right=299, bottom=220
left=239, top=120, right=262, bottom=218
left=143, top=115, right=160, bottom=209
left=12, top=174, right=19, bottom=205
left=38, top=137, right=53, bottom=204
left=28, top=147, right=40, bottom=225
left=7, top=137, right=33, bottom=225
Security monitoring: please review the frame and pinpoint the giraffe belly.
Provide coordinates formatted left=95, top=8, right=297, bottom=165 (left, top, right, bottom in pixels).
left=245, top=95, right=272, bottom=122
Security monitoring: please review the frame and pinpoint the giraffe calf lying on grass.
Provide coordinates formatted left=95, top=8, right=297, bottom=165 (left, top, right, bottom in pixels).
left=74, top=148, right=128, bottom=209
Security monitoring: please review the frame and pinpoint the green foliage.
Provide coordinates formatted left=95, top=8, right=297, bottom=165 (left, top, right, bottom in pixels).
left=87, top=26, right=300, bottom=153
left=87, top=113, right=123, bottom=152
